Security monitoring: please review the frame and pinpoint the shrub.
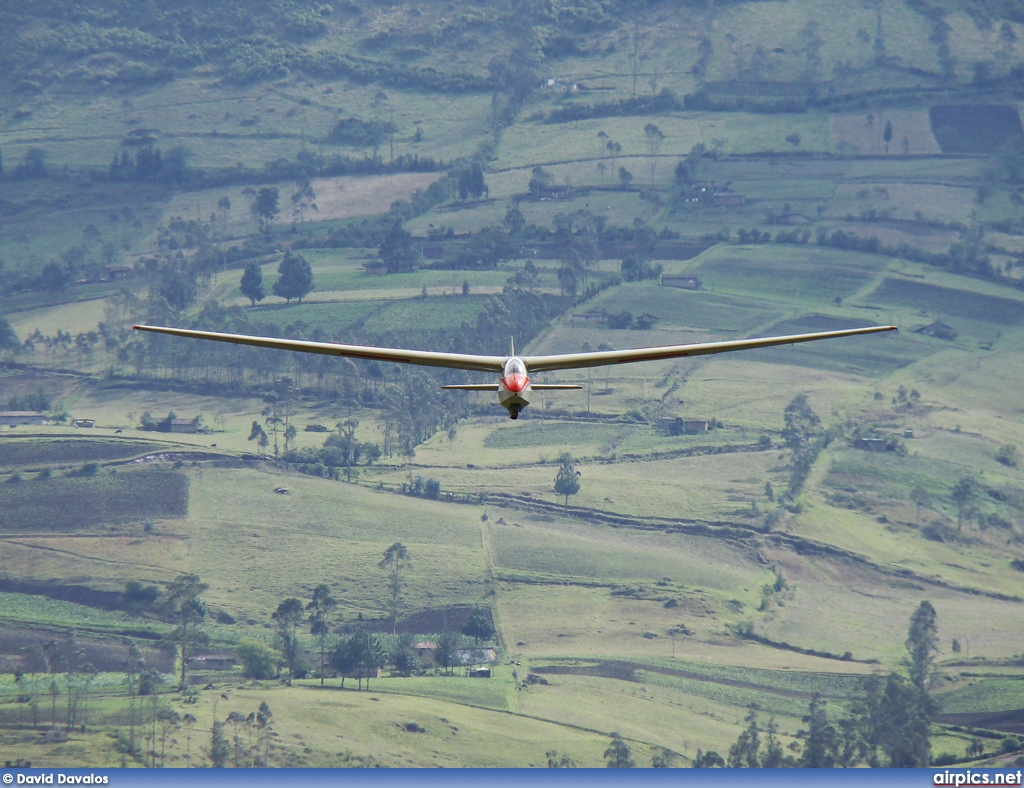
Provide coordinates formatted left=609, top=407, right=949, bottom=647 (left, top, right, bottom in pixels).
left=236, top=638, right=281, bottom=680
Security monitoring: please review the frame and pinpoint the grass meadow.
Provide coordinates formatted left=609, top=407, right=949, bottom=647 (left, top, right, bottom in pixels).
left=3, top=0, right=1024, bottom=766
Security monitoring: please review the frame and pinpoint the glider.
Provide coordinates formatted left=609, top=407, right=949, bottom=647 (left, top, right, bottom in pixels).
left=133, top=323, right=897, bottom=420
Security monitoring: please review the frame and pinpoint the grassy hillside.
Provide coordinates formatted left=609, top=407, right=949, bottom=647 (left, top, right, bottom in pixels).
left=2, top=0, right=1024, bottom=770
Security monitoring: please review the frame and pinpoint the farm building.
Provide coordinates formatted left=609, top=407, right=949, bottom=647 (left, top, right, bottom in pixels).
left=656, top=417, right=709, bottom=435
left=711, top=192, right=746, bottom=207
left=186, top=654, right=236, bottom=671
left=661, top=275, right=702, bottom=290
left=106, top=265, right=133, bottom=280
left=853, top=437, right=898, bottom=452
left=160, top=416, right=202, bottom=434
left=72, top=419, right=95, bottom=428
left=0, top=411, right=47, bottom=427
left=415, top=642, right=437, bottom=665
left=340, top=666, right=383, bottom=681
left=538, top=185, right=573, bottom=200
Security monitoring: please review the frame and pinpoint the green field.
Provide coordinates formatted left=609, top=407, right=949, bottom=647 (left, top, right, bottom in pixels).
left=3, top=0, right=1024, bottom=769
left=2, top=470, right=189, bottom=532
left=867, top=279, right=1024, bottom=325
left=0, top=437, right=167, bottom=471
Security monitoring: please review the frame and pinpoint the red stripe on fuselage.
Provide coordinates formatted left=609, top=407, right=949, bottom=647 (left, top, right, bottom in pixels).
left=502, top=373, right=529, bottom=393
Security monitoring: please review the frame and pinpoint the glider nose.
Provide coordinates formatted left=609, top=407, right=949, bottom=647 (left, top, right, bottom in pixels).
left=502, top=373, right=529, bottom=393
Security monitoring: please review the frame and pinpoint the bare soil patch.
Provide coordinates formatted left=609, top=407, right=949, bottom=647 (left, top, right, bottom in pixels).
left=282, top=172, right=444, bottom=224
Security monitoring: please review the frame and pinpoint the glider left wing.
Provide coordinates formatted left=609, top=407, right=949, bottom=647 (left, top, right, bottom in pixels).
left=132, top=325, right=506, bottom=373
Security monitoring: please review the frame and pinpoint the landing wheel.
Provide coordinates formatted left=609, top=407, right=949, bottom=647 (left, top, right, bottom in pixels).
left=509, top=405, right=520, bottom=420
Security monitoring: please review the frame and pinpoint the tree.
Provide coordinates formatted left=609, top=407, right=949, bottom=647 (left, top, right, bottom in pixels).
left=272, top=251, right=313, bottom=304
left=307, top=584, right=338, bottom=688
left=0, top=315, right=21, bottom=353
left=240, top=262, right=265, bottom=306
left=618, top=166, right=634, bottom=188
left=728, top=706, right=761, bottom=767
left=604, top=732, right=635, bottom=768
left=389, top=634, right=420, bottom=677
left=644, top=122, right=665, bottom=186
left=17, top=147, right=47, bottom=179
left=458, top=163, right=487, bottom=200
left=800, top=694, right=837, bottom=767
left=272, top=598, right=306, bottom=685
left=209, top=719, right=229, bottom=767
left=910, top=484, right=931, bottom=524
left=163, top=574, right=208, bottom=690
left=528, top=165, right=552, bottom=198
left=762, top=716, right=786, bottom=767
left=547, top=750, right=578, bottom=767
left=379, top=542, right=411, bottom=645
left=504, top=203, right=525, bottom=236
left=996, top=444, right=1019, bottom=468
left=554, top=456, right=581, bottom=512
left=157, top=707, right=180, bottom=767
left=883, top=120, right=894, bottom=154
left=122, top=643, right=144, bottom=754
left=434, top=630, right=458, bottom=675
left=462, top=607, right=495, bottom=646
left=878, top=672, right=930, bottom=767
left=378, top=220, right=419, bottom=273
left=951, top=476, right=978, bottom=531
left=235, top=639, right=280, bottom=680
left=692, top=749, right=725, bottom=767
left=182, top=712, right=197, bottom=767
left=290, top=177, right=317, bottom=225
left=907, top=601, right=938, bottom=694
left=252, top=187, right=279, bottom=235
left=248, top=421, right=267, bottom=456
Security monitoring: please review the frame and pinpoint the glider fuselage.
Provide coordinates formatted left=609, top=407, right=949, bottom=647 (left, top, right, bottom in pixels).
left=499, top=357, right=530, bottom=419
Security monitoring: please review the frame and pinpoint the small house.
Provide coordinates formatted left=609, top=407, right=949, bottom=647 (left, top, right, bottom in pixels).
left=539, top=185, right=573, bottom=201
left=664, top=418, right=709, bottom=435
left=634, top=313, right=658, bottom=330
left=160, top=416, right=201, bottom=434
left=415, top=642, right=437, bottom=665
left=0, top=411, right=47, bottom=427
left=853, top=437, right=895, bottom=452
left=711, top=192, right=746, bottom=207
left=186, top=654, right=236, bottom=671
left=107, top=266, right=133, bottom=280
left=661, top=275, right=702, bottom=290
left=45, top=729, right=68, bottom=743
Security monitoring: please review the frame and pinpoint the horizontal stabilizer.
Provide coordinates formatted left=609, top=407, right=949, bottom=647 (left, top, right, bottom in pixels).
left=530, top=384, right=584, bottom=390
left=442, top=384, right=500, bottom=391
